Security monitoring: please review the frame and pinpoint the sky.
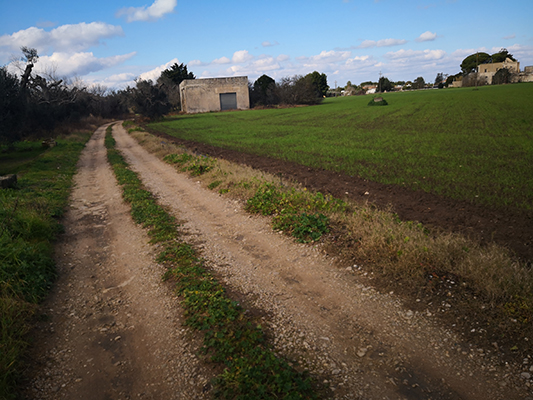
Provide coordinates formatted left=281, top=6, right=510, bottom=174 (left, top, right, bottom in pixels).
left=1, top=0, right=532, bottom=90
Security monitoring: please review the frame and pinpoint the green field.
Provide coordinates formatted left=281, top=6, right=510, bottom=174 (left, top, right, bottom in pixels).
left=149, top=84, right=533, bottom=210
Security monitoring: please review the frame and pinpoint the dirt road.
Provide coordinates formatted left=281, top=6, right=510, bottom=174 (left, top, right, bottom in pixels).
left=22, top=124, right=532, bottom=399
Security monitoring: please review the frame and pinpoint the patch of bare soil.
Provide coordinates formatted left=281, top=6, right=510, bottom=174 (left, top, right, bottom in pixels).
left=21, top=124, right=212, bottom=399
left=146, top=130, right=532, bottom=263
left=21, top=123, right=533, bottom=400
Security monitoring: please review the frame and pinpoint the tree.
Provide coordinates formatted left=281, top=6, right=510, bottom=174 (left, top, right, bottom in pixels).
left=160, top=62, right=195, bottom=86
left=492, top=68, right=511, bottom=85
left=0, top=67, right=25, bottom=144
left=157, top=63, right=195, bottom=111
left=130, top=79, right=171, bottom=120
left=412, top=76, right=426, bottom=89
left=20, top=46, right=39, bottom=90
left=377, top=76, right=393, bottom=92
left=251, top=74, right=277, bottom=107
left=445, top=74, right=460, bottom=87
left=460, top=52, right=490, bottom=75
left=434, top=73, right=448, bottom=88
left=275, top=75, right=323, bottom=105
left=306, top=71, right=329, bottom=98
left=491, top=48, right=516, bottom=63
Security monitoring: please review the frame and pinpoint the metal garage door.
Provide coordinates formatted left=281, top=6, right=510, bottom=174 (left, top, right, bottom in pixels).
left=219, top=92, right=237, bottom=111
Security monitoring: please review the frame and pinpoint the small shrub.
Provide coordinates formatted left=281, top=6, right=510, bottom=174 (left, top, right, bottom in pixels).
left=208, top=180, right=223, bottom=190
left=273, top=212, right=329, bottom=243
left=368, top=97, right=388, bottom=106
left=163, top=153, right=194, bottom=166
left=163, top=153, right=215, bottom=176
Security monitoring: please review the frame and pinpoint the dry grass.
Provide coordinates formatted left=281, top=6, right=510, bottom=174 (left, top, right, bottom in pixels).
left=331, top=207, right=530, bottom=303
left=125, top=124, right=533, bottom=326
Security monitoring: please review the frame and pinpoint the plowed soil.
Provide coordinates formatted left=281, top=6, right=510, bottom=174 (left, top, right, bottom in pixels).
left=21, top=123, right=533, bottom=399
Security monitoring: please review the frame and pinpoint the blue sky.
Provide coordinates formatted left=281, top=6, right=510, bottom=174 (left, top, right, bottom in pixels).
left=1, top=0, right=532, bottom=89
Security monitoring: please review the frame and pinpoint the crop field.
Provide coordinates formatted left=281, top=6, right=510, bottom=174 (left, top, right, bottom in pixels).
left=149, top=83, right=533, bottom=211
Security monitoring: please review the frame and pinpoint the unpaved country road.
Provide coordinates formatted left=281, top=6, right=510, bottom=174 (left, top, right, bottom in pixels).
left=22, top=123, right=532, bottom=399
left=22, top=124, right=211, bottom=399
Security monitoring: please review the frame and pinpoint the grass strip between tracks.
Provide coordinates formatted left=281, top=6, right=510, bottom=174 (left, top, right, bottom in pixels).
left=0, top=133, right=90, bottom=399
left=105, top=125, right=320, bottom=399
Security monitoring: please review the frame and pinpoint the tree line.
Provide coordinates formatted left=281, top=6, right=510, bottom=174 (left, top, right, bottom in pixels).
left=1, top=48, right=332, bottom=145
left=1, top=47, right=129, bottom=145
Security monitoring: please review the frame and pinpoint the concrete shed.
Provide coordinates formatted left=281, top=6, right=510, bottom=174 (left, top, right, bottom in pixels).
left=179, top=76, right=250, bottom=114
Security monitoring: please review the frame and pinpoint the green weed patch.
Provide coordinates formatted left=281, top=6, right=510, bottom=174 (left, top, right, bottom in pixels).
left=106, top=125, right=318, bottom=399
left=273, top=213, right=329, bottom=243
left=0, top=134, right=89, bottom=399
left=245, top=183, right=341, bottom=243
left=164, top=152, right=215, bottom=176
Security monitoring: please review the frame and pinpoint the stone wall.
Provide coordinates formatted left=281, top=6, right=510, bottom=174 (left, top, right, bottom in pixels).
left=179, top=76, right=250, bottom=114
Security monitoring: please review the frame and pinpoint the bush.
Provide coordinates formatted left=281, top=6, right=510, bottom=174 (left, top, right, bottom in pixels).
left=368, top=97, right=388, bottom=106
left=492, top=68, right=512, bottom=85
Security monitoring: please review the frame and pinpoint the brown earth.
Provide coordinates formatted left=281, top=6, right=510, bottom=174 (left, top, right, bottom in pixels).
left=146, top=129, right=532, bottom=263
left=20, top=123, right=533, bottom=399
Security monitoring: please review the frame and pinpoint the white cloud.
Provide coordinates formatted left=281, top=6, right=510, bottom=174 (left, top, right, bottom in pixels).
left=503, top=34, right=516, bottom=40
left=92, top=72, right=137, bottom=89
left=344, top=55, right=370, bottom=65
left=505, top=43, right=533, bottom=64
left=189, top=59, right=206, bottom=67
left=0, top=22, right=124, bottom=59
left=415, top=31, right=437, bottom=42
left=250, top=57, right=281, bottom=71
left=384, top=48, right=446, bottom=61
left=232, top=50, right=254, bottom=63
left=33, top=51, right=136, bottom=77
left=117, top=0, right=177, bottom=22
left=277, top=54, right=290, bottom=62
left=213, top=56, right=231, bottom=64
left=138, top=57, right=180, bottom=81
left=358, top=38, right=407, bottom=48
left=304, top=50, right=351, bottom=63
left=262, top=41, right=279, bottom=47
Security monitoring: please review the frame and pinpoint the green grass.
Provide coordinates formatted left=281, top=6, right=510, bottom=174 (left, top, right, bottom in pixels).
left=0, top=141, right=48, bottom=175
left=0, top=133, right=89, bottom=399
left=107, top=125, right=319, bottom=399
left=148, top=84, right=533, bottom=210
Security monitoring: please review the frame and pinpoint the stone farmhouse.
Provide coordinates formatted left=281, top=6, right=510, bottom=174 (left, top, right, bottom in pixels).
left=452, top=58, right=533, bottom=87
left=477, top=57, right=521, bottom=84
left=179, top=76, right=250, bottom=114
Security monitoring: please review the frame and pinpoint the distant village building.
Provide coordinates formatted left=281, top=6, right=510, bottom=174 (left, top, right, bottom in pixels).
left=477, top=57, right=520, bottom=84
left=180, top=76, right=250, bottom=114
left=450, top=58, right=533, bottom=87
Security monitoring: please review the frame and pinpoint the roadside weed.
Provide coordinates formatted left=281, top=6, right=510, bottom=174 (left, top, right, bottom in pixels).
left=273, top=213, right=329, bottom=243
left=164, top=152, right=215, bottom=176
